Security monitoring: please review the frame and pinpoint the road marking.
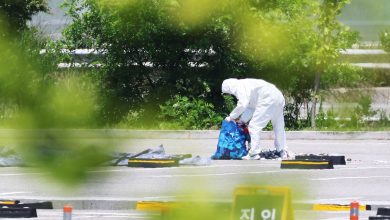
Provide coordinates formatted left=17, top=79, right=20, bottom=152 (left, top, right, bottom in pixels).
left=339, top=166, right=390, bottom=170
left=129, top=159, right=176, bottom=164
left=0, top=172, right=45, bottom=176
left=321, top=218, right=351, bottom=220
left=282, top=161, right=330, bottom=165
left=312, top=197, right=361, bottom=202
left=142, top=196, right=179, bottom=200
left=183, top=163, right=279, bottom=168
left=72, top=213, right=152, bottom=219
left=75, top=212, right=151, bottom=216
left=311, top=175, right=390, bottom=181
left=289, top=140, right=390, bottom=145
left=0, top=192, right=32, bottom=196
left=149, top=170, right=285, bottom=178
left=88, top=163, right=279, bottom=173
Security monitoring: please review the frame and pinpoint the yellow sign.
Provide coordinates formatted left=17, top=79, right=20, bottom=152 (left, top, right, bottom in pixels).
left=232, top=186, right=293, bottom=220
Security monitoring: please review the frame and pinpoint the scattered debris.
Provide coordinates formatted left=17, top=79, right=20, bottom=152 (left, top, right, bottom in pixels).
left=0, top=146, right=25, bottom=167
left=179, top=156, right=211, bottom=166
left=109, top=145, right=211, bottom=167
left=1, top=144, right=210, bottom=168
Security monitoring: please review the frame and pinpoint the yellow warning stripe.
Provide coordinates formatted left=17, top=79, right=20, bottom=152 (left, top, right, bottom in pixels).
left=136, top=201, right=178, bottom=211
left=136, top=201, right=368, bottom=212
left=282, top=161, right=329, bottom=165
left=313, top=204, right=366, bottom=211
left=0, top=201, right=16, bottom=205
left=128, top=160, right=176, bottom=164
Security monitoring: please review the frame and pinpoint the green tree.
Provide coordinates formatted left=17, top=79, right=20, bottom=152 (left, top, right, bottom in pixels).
left=0, top=0, right=49, bottom=35
left=62, top=0, right=250, bottom=124
left=61, top=0, right=358, bottom=128
left=307, top=0, right=358, bottom=128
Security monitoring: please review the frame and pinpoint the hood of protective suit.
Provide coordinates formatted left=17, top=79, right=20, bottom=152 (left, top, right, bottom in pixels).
left=221, top=78, right=239, bottom=96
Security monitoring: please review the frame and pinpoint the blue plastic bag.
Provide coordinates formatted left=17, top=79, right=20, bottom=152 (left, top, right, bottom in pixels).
left=212, top=120, right=249, bottom=160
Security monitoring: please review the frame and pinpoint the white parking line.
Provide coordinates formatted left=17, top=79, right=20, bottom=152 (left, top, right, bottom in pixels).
left=0, top=191, right=32, bottom=196
left=311, top=175, right=390, bottom=181
left=88, top=163, right=280, bottom=173
left=142, top=195, right=179, bottom=200
left=338, top=166, right=390, bottom=170
left=150, top=170, right=285, bottom=178
left=0, top=172, right=45, bottom=176
left=310, top=197, right=361, bottom=202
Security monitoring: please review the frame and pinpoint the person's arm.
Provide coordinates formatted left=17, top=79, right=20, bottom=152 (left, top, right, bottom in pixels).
left=229, top=86, right=249, bottom=120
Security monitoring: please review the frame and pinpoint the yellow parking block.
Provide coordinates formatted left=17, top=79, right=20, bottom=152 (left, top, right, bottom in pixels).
left=312, top=204, right=367, bottom=211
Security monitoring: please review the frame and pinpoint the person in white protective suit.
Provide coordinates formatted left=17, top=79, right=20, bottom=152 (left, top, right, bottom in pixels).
left=221, top=78, right=289, bottom=160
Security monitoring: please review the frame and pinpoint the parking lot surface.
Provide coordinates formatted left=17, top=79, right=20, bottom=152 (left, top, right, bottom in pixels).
left=1, top=134, right=389, bottom=219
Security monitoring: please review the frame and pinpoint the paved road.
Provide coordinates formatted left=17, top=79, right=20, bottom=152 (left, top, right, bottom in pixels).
left=1, top=137, right=390, bottom=219
left=0, top=209, right=379, bottom=220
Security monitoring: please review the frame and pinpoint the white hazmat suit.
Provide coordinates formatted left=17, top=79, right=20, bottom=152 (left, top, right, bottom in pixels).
left=221, top=78, right=287, bottom=158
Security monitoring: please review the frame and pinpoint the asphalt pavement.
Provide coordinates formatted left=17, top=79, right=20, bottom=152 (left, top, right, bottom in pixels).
left=0, top=130, right=390, bottom=219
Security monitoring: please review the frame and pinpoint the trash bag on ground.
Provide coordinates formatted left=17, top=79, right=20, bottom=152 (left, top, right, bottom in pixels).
left=211, top=120, right=250, bottom=160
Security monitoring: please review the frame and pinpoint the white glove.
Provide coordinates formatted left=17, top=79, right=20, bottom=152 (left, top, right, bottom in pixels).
left=225, top=116, right=232, bottom=122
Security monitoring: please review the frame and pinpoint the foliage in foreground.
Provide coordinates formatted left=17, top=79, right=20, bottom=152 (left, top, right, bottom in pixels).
left=0, top=1, right=112, bottom=185
left=380, top=29, right=390, bottom=52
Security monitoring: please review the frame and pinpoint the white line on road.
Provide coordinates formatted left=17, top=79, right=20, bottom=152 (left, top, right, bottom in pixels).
left=311, top=175, right=390, bottom=181
left=339, top=166, right=390, bottom=170
left=149, top=170, right=286, bottom=178
left=73, top=213, right=150, bottom=217
left=88, top=164, right=279, bottom=173
left=179, top=163, right=279, bottom=168
left=142, top=195, right=179, bottom=200
left=288, top=140, right=390, bottom=144
left=0, top=191, right=32, bottom=196
left=2, top=164, right=390, bottom=176
left=310, top=197, right=361, bottom=202
left=87, top=164, right=390, bottom=178
left=0, top=172, right=46, bottom=176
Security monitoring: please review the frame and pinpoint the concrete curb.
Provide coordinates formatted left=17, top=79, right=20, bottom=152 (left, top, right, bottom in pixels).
left=20, top=198, right=138, bottom=210
left=0, top=129, right=389, bottom=140
left=128, top=130, right=390, bottom=140
left=16, top=198, right=389, bottom=211
left=285, top=131, right=390, bottom=140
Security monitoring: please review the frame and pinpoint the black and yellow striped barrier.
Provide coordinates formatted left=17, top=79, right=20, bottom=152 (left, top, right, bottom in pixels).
left=312, top=204, right=369, bottom=211
left=135, top=201, right=373, bottom=212
left=369, top=216, right=390, bottom=220
left=0, top=208, right=37, bottom=218
left=281, top=159, right=333, bottom=169
left=136, top=201, right=180, bottom=211
left=369, top=207, right=390, bottom=219
left=0, top=200, right=53, bottom=209
left=377, top=208, right=390, bottom=216
left=128, top=154, right=192, bottom=168
left=0, top=200, right=19, bottom=205
left=128, top=158, right=179, bottom=168
left=295, top=154, right=346, bottom=165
